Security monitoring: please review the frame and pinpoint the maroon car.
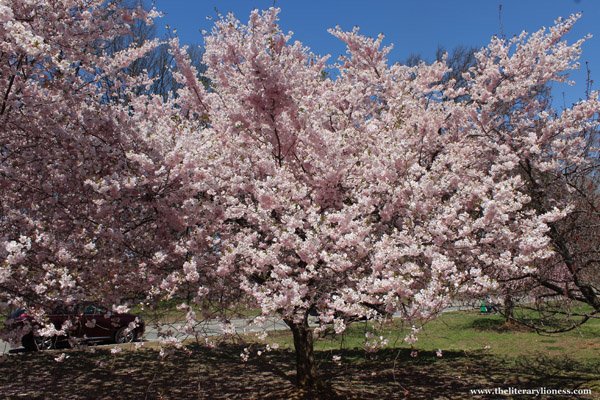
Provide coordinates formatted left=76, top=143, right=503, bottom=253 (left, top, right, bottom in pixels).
left=5, top=302, right=144, bottom=351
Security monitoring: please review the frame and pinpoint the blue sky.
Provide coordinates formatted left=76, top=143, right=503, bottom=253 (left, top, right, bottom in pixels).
left=154, top=0, right=600, bottom=107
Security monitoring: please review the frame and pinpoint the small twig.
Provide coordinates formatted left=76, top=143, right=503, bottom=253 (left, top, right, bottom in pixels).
left=144, top=370, right=158, bottom=400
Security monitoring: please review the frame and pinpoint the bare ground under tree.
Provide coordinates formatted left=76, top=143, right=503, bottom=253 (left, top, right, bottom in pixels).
left=0, top=344, right=598, bottom=399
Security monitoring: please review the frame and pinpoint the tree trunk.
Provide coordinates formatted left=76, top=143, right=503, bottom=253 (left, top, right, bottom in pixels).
left=503, top=294, right=515, bottom=322
left=285, top=318, right=318, bottom=390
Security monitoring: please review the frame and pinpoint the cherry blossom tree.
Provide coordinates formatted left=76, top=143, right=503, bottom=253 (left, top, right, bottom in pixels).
left=0, top=0, right=219, bottom=329
left=494, top=124, right=600, bottom=331
left=0, top=0, right=153, bottom=304
left=454, top=18, right=600, bottom=331
left=2, top=2, right=599, bottom=390
left=406, top=31, right=600, bottom=330
left=169, top=9, right=598, bottom=388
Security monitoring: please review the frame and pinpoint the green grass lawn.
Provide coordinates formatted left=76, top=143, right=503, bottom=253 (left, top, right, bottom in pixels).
left=256, top=309, right=600, bottom=361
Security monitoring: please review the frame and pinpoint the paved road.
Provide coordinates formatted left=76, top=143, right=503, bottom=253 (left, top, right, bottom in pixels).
left=143, top=317, right=290, bottom=342
left=1, top=303, right=474, bottom=355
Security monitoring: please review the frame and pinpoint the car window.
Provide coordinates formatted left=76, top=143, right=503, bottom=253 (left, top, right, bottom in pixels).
left=8, top=309, right=25, bottom=319
left=82, top=304, right=109, bottom=315
left=83, top=305, right=97, bottom=315
left=95, top=306, right=108, bottom=315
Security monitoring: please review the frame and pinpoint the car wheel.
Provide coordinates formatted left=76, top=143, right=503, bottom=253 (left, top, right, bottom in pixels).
left=35, top=335, right=55, bottom=350
left=114, top=327, right=135, bottom=344
left=22, top=334, right=54, bottom=351
left=22, top=334, right=36, bottom=351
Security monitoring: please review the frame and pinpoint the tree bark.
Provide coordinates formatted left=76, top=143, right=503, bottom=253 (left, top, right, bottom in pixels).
left=503, top=294, right=515, bottom=322
left=285, top=317, right=318, bottom=390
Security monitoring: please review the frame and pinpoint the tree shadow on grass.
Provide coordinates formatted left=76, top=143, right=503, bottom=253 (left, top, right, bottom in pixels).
left=0, top=345, right=598, bottom=399
left=325, top=348, right=599, bottom=399
left=470, top=317, right=533, bottom=333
